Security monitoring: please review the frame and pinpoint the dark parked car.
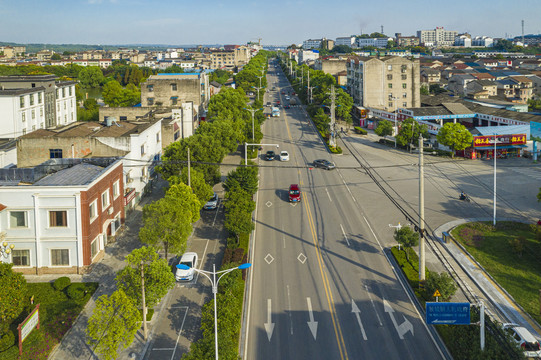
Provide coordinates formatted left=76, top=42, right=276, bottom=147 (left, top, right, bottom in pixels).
left=265, top=150, right=276, bottom=161
left=313, top=159, right=335, bottom=170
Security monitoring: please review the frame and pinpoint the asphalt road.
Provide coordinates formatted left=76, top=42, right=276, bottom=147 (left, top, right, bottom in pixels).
left=243, top=63, right=444, bottom=360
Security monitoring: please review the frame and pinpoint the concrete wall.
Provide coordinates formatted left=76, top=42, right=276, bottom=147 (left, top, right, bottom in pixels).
left=315, top=59, right=347, bottom=76
left=99, top=107, right=154, bottom=123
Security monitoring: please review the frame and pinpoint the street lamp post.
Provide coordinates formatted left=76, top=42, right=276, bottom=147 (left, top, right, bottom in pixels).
left=243, top=107, right=263, bottom=142
left=176, top=262, right=252, bottom=360
left=252, top=85, right=263, bottom=101
left=0, top=232, right=14, bottom=259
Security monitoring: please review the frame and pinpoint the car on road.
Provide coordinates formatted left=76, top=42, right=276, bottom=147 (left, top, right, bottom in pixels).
left=203, top=192, right=218, bottom=210
left=175, top=252, right=198, bottom=281
left=284, top=104, right=290, bottom=109
left=288, top=184, right=301, bottom=202
left=502, top=323, right=541, bottom=358
left=280, top=151, right=289, bottom=161
left=266, top=101, right=271, bottom=107
left=285, top=95, right=290, bottom=101
left=281, top=91, right=285, bottom=94
left=276, top=100, right=280, bottom=105
left=313, top=159, right=336, bottom=170
left=265, top=150, right=276, bottom=161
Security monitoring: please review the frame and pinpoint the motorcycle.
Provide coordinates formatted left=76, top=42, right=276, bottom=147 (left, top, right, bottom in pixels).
left=459, top=193, right=471, bottom=202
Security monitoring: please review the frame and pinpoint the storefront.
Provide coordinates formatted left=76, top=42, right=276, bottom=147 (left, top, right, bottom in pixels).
left=464, top=134, right=527, bottom=159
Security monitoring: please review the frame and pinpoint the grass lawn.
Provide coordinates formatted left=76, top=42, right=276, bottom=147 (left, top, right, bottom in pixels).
left=451, top=221, right=541, bottom=325
left=0, top=282, right=98, bottom=360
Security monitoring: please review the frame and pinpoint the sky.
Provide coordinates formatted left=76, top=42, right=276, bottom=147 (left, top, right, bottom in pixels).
left=1, top=0, right=541, bottom=46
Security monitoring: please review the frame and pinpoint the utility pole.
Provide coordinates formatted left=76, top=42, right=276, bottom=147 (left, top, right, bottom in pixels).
left=187, top=147, right=191, bottom=188
left=141, top=261, right=148, bottom=340
left=329, top=85, right=336, bottom=147
left=418, top=135, right=426, bottom=282
left=307, top=71, right=314, bottom=104
left=301, top=67, right=304, bottom=87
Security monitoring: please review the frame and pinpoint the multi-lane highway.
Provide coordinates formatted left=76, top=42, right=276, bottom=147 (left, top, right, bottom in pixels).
left=243, top=62, right=445, bottom=359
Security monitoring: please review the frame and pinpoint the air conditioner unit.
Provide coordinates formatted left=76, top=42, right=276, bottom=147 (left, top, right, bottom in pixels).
left=108, top=207, right=114, bottom=215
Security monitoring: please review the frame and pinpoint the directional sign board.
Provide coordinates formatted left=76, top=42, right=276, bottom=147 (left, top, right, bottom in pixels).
left=426, top=302, right=470, bottom=325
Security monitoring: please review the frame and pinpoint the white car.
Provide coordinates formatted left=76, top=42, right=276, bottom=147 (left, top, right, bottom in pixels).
left=502, top=323, right=541, bottom=358
left=175, top=252, right=198, bottom=281
left=203, top=192, right=218, bottom=210
left=280, top=151, right=289, bottom=161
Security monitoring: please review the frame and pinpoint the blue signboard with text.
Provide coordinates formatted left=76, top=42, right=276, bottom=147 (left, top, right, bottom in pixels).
left=426, top=302, right=471, bottom=325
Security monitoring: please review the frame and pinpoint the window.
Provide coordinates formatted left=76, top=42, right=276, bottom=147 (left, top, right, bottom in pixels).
left=401, top=74, right=407, bottom=80
left=38, top=92, right=42, bottom=103
left=401, top=65, right=407, bottom=73
left=64, top=115, right=67, bottom=123
left=403, top=102, right=407, bottom=107
left=22, top=112, right=26, bottom=122
left=89, top=200, right=98, bottom=221
left=22, top=129, right=27, bottom=135
left=49, top=210, right=67, bottom=227
left=388, top=102, right=393, bottom=108
left=147, top=85, right=154, bottom=92
left=387, top=74, right=393, bottom=80
left=171, top=98, right=178, bottom=105
left=388, top=83, right=392, bottom=89
left=51, top=249, right=69, bottom=266
left=32, top=110, right=35, bottom=119
left=403, top=92, right=407, bottom=98
left=12, top=250, right=30, bottom=266
left=102, top=190, right=110, bottom=209
left=20, top=96, right=25, bottom=108
left=387, top=65, right=392, bottom=71
left=10, top=211, right=27, bottom=228
left=49, top=149, right=63, bottom=159
left=171, top=83, right=177, bottom=91
left=156, top=132, right=160, bottom=143
left=113, top=180, right=120, bottom=198
left=402, top=83, right=407, bottom=89
left=119, top=116, right=127, bottom=121
left=91, top=237, right=99, bottom=259
left=147, top=98, right=154, bottom=106
left=29, top=94, right=34, bottom=106
left=40, top=122, right=44, bottom=129
left=69, top=86, right=72, bottom=96
left=62, top=88, right=65, bottom=97
left=140, top=144, right=145, bottom=156
left=56, top=89, right=59, bottom=98
left=71, top=112, right=73, bottom=121
left=40, top=108, right=43, bottom=117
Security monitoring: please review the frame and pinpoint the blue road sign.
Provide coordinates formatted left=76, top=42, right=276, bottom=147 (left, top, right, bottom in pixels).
left=426, top=302, right=471, bottom=325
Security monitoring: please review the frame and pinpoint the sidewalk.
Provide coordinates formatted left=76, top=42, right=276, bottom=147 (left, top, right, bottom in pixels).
left=433, top=219, right=541, bottom=339
left=48, top=178, right=168, bottom=360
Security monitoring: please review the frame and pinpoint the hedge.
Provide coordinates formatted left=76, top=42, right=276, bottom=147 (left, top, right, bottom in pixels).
left=354, top=126, right=367, bottom=135
left=53, top=276, right=71, bottom=291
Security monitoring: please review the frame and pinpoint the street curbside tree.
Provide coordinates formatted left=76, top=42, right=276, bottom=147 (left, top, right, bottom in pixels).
left=86, top=289, right=140, bottom=360
left=436, top=122, right=474, bottom=158
left=375, top=119, right=394, bottom=140
left=394, top=226, right=419, bottom=262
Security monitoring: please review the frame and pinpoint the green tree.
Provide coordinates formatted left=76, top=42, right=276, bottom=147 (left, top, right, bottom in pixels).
left=425, top=272, right=457, bottom=301
left=169, top=168, right=214, bottom=207
left=396, top=118, right=429, bottom=150
left=374, top=120, right=394, bottom=139
left=86, top=289, right=140, bottom=360
left=436, top=122, right=473, bottom=157
left=139, top=196, right=193, bottom=259
left=224, top=165, right=258, bottom=195
left=115, top=246, right=175, bottom=310
left=420, top=84, right=429, bottom=95
left=394, top=226, right=418, bottom=262
left=224, top=188, right=255, bottom=242
left=165, top=182, right=202, bottom=223
left=78, top=66, right=105, bottom=88
left=0, top=263, right=27, bottom=324
left=102, top=80, right=124, bottom=107
left=51, top=53, right=62, bottom=60
left=429, top=84, right=446, bottom=95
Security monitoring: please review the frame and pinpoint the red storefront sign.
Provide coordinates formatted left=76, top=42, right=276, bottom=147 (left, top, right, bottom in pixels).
left=123, top=188, right=136, bottom=206
left=473, top=134, right=526, bottom=147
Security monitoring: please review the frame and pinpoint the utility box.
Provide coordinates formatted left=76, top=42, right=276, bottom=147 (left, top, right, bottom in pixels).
left=442, top=232, right=451, bottom=243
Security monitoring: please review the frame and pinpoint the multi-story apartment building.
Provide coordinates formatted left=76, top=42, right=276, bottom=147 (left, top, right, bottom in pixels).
left=346, top=56, right=421, bottom=110
left=205, top=46, right=251, bottom=70
left=0, top=46, right=26, bottom=58
left=417, top=27, right=458, bottom=47
left=313, top=57, right=347, bottom=76
left=0, top=87, right=46, bottom=138
left=335, top=36, right=356, bottom=47
left=395, top=33, right=420, bottom=47
left=356, top=38, right=392, bottom=49
left=0, top=158, right=124, bottom=275
left=303, top=39, right=323, bottom=49
left=140, top=73, right=209, bottom=117
left=0, top=75, right=77, bottom=129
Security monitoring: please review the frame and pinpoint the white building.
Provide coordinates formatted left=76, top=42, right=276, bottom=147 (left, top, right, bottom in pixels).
left=356, top=38, right=392, bottom=49
left=417, top=27, right=458, bottom=47
left=303, top=39, right=323, bottom=49
left=298, top=50, right=320, bottom=64
left=455, top=35, right=472, bottom=47
left=335, top=36, right=356, bottom=47
left=55, top=82, right=77, bottom=127
left=472, top=36, right=494, bottom=47
left=0, top=87, right=46, bottom=138
left=0, top=158, right=124, bottom=275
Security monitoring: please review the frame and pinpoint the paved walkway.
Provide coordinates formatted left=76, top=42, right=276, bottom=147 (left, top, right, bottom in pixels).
left=48, top=178, right=168, bottom=360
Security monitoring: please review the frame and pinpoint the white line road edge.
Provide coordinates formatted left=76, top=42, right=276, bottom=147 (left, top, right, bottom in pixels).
left=340, top=224, right=350, bottom=247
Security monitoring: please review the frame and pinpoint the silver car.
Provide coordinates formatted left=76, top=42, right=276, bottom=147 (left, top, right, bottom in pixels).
left=204, top=192, right=218, bottom=210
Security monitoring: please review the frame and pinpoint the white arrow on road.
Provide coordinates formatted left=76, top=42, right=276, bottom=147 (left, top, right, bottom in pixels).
left=383, top=299, right=414, bottom=339
left=264, top=299, right=275, bottom=341
left=351, top=299, right=367, bottom=340
left=306, top=297, right=318, bottom=340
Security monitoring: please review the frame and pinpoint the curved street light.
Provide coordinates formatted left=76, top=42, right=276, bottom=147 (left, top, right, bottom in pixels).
left=176, top=262, right=252, bottom=360
left=0, top=231, right=15, bottom=258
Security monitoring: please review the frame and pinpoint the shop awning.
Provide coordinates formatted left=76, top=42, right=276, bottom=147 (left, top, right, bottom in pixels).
left=474, top=145, right=527, bottom=150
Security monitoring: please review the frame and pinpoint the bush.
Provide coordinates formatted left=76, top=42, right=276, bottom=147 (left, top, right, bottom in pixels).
left=425, top=272, right=457, bottom=301
left=354, top=126, right=367, bottom=135
left=0, top=329, right=15, bottom=352
left=53, top=276, right=71, bottom=291
left=66, top=283, right=86, bottom=300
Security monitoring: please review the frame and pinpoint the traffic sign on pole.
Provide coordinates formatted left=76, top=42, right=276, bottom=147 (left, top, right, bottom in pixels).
left=426, top=302, right=471, bottom=325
